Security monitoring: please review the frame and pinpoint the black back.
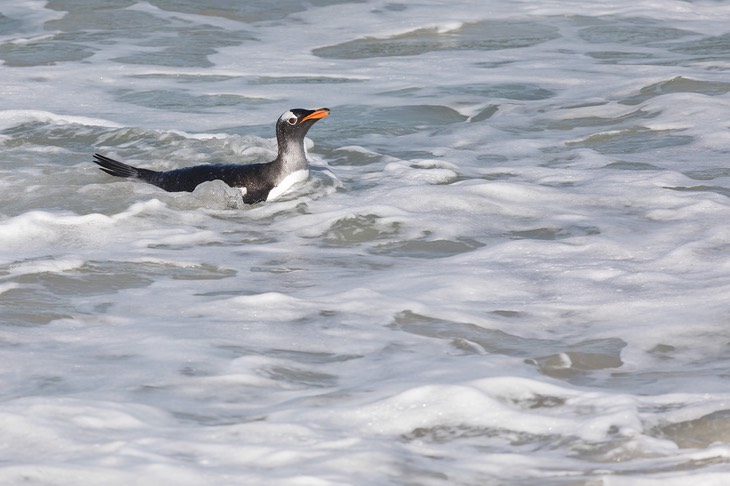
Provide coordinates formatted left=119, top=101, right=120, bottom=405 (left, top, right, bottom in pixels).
left=148, top=163, right=279, bottom=204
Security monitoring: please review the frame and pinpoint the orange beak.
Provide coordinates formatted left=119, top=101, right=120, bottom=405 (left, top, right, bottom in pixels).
left=301, top=108, right=330, bottom=123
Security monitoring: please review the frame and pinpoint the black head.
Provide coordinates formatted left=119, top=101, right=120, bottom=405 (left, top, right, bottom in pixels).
left=275, top=107, right=330, bottom=142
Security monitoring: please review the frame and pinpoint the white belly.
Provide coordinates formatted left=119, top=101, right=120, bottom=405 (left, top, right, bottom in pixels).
left=266, top=169, right=309, bottom=201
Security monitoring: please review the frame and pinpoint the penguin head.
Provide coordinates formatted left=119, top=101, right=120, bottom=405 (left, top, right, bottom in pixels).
left=276, top=108, right=330, bottom=141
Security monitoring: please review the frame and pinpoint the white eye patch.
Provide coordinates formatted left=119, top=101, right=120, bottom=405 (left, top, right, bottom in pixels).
left=280, top=110, right=298, bottom=125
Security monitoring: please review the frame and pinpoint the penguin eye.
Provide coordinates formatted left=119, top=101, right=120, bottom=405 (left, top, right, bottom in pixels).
left=287, top=116, right=298, bottom=125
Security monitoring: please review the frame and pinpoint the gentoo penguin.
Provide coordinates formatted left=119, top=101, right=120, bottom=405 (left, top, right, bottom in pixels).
left=92, top=107, right=330, bottom=204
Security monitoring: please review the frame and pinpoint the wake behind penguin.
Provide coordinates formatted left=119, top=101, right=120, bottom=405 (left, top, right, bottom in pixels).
left=92, top=108, right=330, bottom=205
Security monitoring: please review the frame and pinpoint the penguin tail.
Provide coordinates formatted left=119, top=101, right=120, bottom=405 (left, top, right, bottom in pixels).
left=93, top=153, right=156, bottom=181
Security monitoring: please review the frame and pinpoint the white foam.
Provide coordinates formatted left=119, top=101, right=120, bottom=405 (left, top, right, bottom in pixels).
left=0, top=110, right=123, bottom=130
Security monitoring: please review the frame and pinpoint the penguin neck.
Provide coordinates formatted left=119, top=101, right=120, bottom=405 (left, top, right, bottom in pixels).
left=265, top=137, right=310, bottom=201
left=275, top=136, right=309, bottom=178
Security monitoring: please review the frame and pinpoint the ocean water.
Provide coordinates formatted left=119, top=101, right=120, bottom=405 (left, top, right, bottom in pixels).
left=1, top=0, right=730, bottom=484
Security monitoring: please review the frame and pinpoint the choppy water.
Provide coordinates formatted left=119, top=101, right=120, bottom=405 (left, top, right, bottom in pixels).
left=1, top=1, right=730, bottom=484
